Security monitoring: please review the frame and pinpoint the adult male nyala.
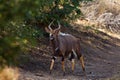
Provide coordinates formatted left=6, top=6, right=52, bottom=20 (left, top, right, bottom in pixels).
left=45, top=20, right=85, bottom=76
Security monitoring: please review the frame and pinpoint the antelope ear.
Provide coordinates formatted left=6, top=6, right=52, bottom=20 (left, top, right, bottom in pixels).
left=45, top=27, right=50, bottom=33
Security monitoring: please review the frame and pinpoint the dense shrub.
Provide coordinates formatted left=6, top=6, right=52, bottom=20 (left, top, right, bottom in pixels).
left=0, top=0, right=92, bottom=68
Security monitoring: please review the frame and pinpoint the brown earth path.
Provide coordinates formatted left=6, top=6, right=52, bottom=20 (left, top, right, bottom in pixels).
left=18, top=26, right=120, bottom=80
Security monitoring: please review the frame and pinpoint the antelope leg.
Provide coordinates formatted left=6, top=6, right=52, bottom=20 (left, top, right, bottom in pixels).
left=70, top=51, right=75, bottom=72
left=71, top=59, right=75, bottom=72
left=61, top=57, right=65, bottom=76
left=50, top=57, right=55, bottom=74
left=80, top=56, right=85, bottom=72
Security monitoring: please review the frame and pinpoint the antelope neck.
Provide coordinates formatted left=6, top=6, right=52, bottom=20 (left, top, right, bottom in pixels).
left=50, top=36, right=60, bottom=51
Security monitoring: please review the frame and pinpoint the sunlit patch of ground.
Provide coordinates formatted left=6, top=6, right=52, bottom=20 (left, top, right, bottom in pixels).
left=0, top=66, right=19, bottom=80
left=74, top=19, right=120, bottom=40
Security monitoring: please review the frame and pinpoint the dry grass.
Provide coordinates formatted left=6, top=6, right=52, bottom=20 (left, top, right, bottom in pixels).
left=74, top=19, right=120, bottom=40
left=79, top=0, right=120, bottom=39
left=98, top=0, right=120, bottom=15
left=81, top=0, right=120, bottom=17
left=0, top=67, right=19, bottom=80
left=98, top=28, right=120, bottom=40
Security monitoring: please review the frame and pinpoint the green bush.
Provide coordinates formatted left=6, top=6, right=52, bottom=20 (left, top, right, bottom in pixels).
left=0, top=21, right=43, bottom=67
left=0, top=0, right=92, bottom=68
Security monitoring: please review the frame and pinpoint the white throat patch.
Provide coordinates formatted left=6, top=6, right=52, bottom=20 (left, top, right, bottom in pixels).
left=50, top=33, right=52, bottom=36
left=59, top=32, right=69, bottom=36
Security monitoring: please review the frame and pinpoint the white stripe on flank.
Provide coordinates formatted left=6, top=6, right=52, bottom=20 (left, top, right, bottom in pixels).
left=72, top=49, right=77, bottom=58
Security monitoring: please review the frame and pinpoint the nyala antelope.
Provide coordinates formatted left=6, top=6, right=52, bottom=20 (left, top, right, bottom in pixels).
left=45, top=20, right=85, bottom=76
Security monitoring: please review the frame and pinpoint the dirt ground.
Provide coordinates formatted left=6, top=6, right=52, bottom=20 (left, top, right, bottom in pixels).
left=18, top=26, right=120, bottom=80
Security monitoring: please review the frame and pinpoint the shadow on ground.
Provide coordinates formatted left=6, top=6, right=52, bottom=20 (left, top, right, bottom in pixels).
left=19, top=25, right=120, bottom=80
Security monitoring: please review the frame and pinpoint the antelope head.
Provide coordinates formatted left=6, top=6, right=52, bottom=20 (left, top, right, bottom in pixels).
left=45, top=20, right=61, bottom=41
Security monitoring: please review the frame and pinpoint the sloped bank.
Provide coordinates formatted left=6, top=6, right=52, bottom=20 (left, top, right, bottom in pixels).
left=18, top=25, right=120, bottom=80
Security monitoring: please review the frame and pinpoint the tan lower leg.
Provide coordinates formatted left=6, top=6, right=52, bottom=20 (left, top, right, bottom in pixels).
left=50, top=59, right=54, bottom=71
left=71, top=59, right=75, bottom=71
left=61, top=61, right=65, bottom=72
left=80, top=56, right=85, bottom=71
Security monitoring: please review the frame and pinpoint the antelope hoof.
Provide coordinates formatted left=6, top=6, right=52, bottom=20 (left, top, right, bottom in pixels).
left=72, top=70, right=74, bottom=74
left=83, top=68, right=85, bottom=72
left=63, top=72, right=65, bottom=76
left=49, top=70, right=52, bottom=74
